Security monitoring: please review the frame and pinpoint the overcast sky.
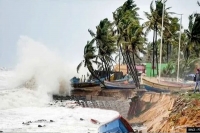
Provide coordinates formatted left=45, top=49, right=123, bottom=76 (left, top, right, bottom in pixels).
left=0, top=0, right=199, bottom=70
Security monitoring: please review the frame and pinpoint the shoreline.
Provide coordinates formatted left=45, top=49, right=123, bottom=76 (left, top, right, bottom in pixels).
left=69, top=87, right=200, bottom=132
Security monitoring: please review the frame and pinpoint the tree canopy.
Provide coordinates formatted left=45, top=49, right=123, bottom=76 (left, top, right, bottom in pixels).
left=77, top=0, right=200, bottom=83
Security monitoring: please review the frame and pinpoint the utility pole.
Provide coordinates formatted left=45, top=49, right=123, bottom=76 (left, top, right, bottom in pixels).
left=158, top=0, right=165, bottom=82
left=176, top=14, right=183, bottom=82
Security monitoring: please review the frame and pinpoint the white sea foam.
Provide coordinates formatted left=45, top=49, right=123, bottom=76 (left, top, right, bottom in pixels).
left=0, top=68, right=120, bottom=132
left=12, top=36, right=74, bottom=95
left=0, top=36, right=77, bottom=110
left=0, top=36, right=126, bottom=133
left=0, top=105, right=119, bottom=133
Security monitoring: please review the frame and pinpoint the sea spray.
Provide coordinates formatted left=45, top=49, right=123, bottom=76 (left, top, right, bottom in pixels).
left=13, top=36, right=75, bottom=95
left=1, top=36, right=76, bottom=109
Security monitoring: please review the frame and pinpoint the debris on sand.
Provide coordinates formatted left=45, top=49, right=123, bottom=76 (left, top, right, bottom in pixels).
left=158, top=93, right=200, bottom=133
left=22, top=119, right=55, bottom=126
left=38, top=125, right=46, bottom=127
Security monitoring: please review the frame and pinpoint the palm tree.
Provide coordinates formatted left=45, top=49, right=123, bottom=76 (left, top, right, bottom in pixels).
left=144, top=0, right=173, bottom=76
left=115, top=48, right=126, bottom=70
left=113, top=0, right=144, bottom=88
left=143, top=42, right=153, bottom=62
left=184, top=13, right=200, bottom=58
left=162, top=17, right=180, bottom=62
left=184, top=2, right=200, bottom=59
left=77, top=41, right=106, bottom=87
left=88, top=18, right=117, bottom=81
left=126, top=20, right=146, bottom=86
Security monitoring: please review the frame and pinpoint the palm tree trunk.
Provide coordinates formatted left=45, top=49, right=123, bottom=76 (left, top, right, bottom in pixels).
left=119, top=48, right=121, bottom=72
left=169, top=44, right=172, bottom=59
left=87, top=64, right=106, bottom=88
left=101, top=60, right=106, bottom=72
left=117, top=37, right=127, bottom=75
left=119, top=46, right=129, bottom=75
left=100, top=56, right=110, bottom=81
left=132, top=53, right=140, bottom=85
left=152, top=26, right=156, bottom=77
left=120, top=45, right=139, bottom=88
left=155, top=24, right=159, bottom=75
left=129, top=52, right=140, bottom=88
left=167, top=43, right=169, bottom=62
left=100, top=58, right=107, bottom=79
left=125, top=52, right=136, bottom=82
left=103, top=58, right=110, bottom=81
left=126, top=50, right=140, bottom=88
left=104, top=59, right=110, bottom=81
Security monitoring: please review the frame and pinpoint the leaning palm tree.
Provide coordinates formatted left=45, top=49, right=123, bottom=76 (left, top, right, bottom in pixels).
left=77, top=41, right=106, bottom=87
left=126, top=20, right=147, bottom=87
left=88, top=18, right=117, bottom=81
left=113, top=0, right=143, bottom=88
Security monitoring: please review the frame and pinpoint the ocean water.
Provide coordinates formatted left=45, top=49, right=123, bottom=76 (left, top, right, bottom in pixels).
left=0, top=66, right=120, bottom=133
left=0, top=36, right=119, bottom=133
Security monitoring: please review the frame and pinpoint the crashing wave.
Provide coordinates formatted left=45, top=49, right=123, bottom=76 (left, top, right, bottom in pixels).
left=23, top=77, right=37, bottom=89
left=21, top=77, right=70, bottom=96
left=11, top=36, right=75, bottom=96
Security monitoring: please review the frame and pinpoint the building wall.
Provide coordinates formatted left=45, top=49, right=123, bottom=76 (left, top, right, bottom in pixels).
left=113, top=64, right=145, bottom=76
left=145, top=63, right=168, bottom=77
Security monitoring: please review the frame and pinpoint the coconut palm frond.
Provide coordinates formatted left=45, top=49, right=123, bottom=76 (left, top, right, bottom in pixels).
left=77, top=61, right=84, bottom=73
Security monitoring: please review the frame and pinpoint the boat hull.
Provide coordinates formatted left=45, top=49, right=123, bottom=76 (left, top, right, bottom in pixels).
left=142, top=77, right=194, bottom=92
left=98, top=115, right=133, bottom=133
left=144, top=85, right=170, bottom=93
left=71, top=82, right=99, bottom=88
left=102, top=81, right=135, bottom=89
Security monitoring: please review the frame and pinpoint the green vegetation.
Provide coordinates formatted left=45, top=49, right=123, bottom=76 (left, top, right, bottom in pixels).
left=77, top=0, right=200, bottom=86
left=182, top=93, right=200, bottom=100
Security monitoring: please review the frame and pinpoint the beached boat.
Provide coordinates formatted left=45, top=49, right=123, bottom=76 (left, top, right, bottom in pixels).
left=142, top=77, right=195, bottom=92
left=113, top=74, right=133, bottom=82
left=90, top=77, right=106, bottom=84
left=71, top=82, right=99, bottom=88
left=101, top=80, right=136, bottom=89
left=70, top=77, right=100, bottom=88
left=98, top=115, right=134, bottom=133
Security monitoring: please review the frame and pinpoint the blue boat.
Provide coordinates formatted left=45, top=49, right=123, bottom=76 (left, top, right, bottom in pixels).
left=144, top=85, right=170, bottom=93
left=90, top=77, right=106, bottom=84
left=70, top=77, right=99, bottom=88
left=70, top=77, right=107, bottom=88
left=98, top=115, right=134, bottom=133
left=70, top=77, right=80, bottom=84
